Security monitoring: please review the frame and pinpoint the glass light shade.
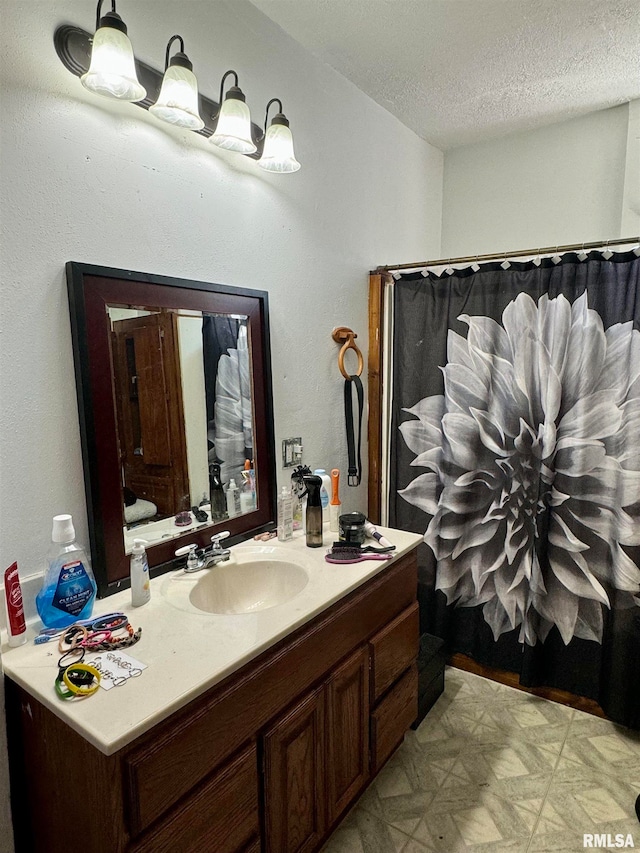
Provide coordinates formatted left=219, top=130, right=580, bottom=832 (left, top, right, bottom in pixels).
left=149, top=65, right=204, bottom=130
left=81, top=24, right=146, bottom=102
left=210, top=98, right=257, bottom=154
left=257, top=123, right=301, bottom=173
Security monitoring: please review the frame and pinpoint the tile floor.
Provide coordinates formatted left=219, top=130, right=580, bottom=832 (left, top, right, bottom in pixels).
left=322, top=666, right=640, bottom=852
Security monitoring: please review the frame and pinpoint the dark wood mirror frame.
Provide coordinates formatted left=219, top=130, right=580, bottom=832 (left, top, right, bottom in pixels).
left=67, top=262, right=276, bottom=597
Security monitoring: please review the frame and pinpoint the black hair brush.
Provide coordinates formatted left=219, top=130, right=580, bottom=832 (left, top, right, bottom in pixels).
left=325, top=542, right=394, bottom=564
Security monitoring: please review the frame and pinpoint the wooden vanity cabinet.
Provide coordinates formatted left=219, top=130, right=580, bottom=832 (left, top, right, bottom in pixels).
left=7, top=548, right=418, bottom=853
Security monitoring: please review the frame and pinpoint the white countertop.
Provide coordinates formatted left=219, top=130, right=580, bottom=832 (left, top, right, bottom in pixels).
left=2, top=526, right=421, bottom=756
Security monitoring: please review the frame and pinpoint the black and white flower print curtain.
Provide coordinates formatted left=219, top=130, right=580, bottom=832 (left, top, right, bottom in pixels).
left=389, top=252, right=640, bottom=727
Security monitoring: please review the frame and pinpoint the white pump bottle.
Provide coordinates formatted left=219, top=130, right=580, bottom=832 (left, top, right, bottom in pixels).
left=130, top=539, right=151, bottom=606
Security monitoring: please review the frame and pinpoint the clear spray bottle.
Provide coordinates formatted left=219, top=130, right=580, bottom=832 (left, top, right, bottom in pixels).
left=303, top=475, right=323, bottom=548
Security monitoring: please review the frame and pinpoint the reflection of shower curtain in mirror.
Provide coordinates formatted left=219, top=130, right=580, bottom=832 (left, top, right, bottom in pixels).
left=388, top=252, right=640, bottom=727
left=202, top=316, right=253, bottom=488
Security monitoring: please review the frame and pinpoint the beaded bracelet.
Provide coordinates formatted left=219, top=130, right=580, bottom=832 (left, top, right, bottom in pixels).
left=91, top=613, right=128, bottom=631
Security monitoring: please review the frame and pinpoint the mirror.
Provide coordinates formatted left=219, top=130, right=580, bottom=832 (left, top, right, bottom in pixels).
left=67, top=262, right=276, bottom=596
left=109, top=307, right=256, bottom=548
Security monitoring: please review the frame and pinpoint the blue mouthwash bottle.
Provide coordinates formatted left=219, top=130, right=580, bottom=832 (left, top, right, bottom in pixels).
left=36, top=514, right=97, bottom=629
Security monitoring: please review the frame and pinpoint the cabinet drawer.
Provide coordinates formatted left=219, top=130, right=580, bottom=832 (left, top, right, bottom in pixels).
left=369, top=602, right=419, bottom=702
left=129, top=741, right=259, bottom=853
left=371, top=664, right=418, bottom=773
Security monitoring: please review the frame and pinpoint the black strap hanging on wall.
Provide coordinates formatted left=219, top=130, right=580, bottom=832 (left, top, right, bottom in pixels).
left=332, top=326, right=364, bottom=487
left=344, top=374, right=363, bottom=486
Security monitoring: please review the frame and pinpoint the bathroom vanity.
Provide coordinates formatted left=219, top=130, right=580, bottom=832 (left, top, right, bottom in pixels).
left=4, top=528, right=421, bottom=853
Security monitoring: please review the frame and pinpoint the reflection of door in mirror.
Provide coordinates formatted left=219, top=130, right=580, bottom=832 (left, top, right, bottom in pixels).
left=111, top=310, right=190, bottom=524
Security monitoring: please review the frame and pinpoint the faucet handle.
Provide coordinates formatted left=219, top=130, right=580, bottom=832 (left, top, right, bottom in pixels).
left=210, top=531, right=230, bottom=548
left=175, top=543, right=201, bottom=572
left=175, top=543, right=198, bottom=557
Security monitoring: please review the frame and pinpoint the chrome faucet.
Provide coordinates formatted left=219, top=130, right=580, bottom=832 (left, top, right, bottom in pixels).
left=175, top=532, right=231, bottom=573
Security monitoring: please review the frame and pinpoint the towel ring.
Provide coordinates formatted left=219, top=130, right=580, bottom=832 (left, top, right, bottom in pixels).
left=332, top=326, right=363, bottom=380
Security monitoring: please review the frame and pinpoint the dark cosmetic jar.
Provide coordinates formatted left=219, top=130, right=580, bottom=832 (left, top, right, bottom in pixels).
left=338, top=511, right=366, bottom=545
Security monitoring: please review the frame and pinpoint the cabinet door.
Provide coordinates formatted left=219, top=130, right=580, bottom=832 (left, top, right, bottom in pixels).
left=263, top=686, right=326, bottom=853
left=326, top=647, right=370, bottom=826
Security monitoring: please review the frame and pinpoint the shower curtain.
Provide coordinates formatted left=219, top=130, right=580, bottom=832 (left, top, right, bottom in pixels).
left=388, top=251, right=640, bottom=727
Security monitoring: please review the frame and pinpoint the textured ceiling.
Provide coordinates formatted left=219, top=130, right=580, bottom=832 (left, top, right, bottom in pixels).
left=250, top=0, right=640, bottom=150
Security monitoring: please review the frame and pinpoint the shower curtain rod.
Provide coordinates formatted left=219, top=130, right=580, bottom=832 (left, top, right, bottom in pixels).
left=374, top=235, right=640, bottom=274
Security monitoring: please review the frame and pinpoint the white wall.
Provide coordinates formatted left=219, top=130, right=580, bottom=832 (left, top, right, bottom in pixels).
left=622, top=99, right=640, bottom=235
left=441, top=104, right=633, bottom=256
left=0, top=1, right=443, bottom=846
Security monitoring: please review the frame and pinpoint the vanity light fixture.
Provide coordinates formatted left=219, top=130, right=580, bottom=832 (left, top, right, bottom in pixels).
left=55, top=17, right=301, bottom=172
left=149, top=35, right=204, bottom=130
left=210, top=70, right=257, bottom=154
left=80, top=0, right=146, bottom=102
left=257, top=98, right=301, bottom=174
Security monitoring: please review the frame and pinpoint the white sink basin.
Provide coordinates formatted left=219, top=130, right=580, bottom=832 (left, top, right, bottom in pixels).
left=189, top=556, right=309, bottom=615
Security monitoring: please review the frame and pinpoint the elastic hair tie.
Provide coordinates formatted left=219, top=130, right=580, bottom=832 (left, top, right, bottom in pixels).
left=58, top=646, right=85, bottom=670
left=58, top=624, right=88, bottom=653
left=81, top=630, right=112, bottom=648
